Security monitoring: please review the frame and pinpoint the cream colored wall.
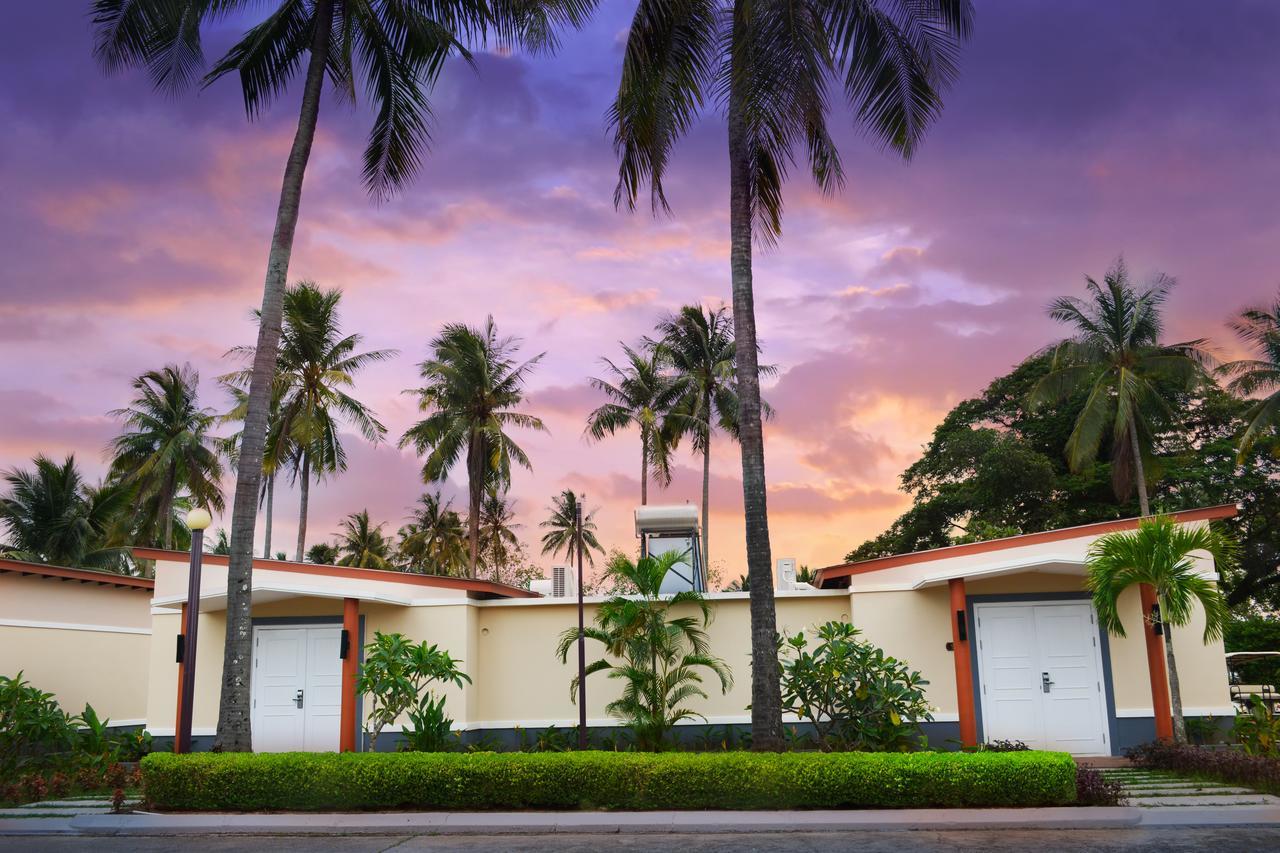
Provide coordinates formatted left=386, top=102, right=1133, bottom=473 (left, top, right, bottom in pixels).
left=146, top=609, right=227, bottom=734
left=0, top=573, right=152, bottom=723
left=852, top=587, right=957, bottom=716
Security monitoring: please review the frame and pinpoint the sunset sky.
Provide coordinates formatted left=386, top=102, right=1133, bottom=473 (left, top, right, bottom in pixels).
left=1, top=2, right=1277, bottom=583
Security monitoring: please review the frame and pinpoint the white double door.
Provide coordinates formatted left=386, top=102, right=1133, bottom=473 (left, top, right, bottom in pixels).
left=251, top=625, right=343, bottom=752
left=974, top=602, right=1110, bottom=755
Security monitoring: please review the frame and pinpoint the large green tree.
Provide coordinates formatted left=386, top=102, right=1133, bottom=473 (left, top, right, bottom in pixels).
left=108, top=364, right=225, bottom=550
left=396, top=492, right=468, bottom=575
left=0, top=455, right=132, bottom=572
left=1029, top=261, right=1211, bottom=515
left=1220, top=289, right=1280, bottom=458
left=400, top=318, right=546, bottom=577
left=609, top=0, right=972, bottom=749
left=477, top=489, right=521, bottom=576
left=585, top=343, right=677, bottom=505
left=92, top=0, right=589, bottom=751
left=333, top=509, right=393, bottom=569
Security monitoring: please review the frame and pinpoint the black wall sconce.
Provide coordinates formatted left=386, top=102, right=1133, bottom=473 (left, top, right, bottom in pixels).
left=956, top=610, right=967, bottom=642
left=175, top=633, right=185, bottom=664
left=340, top=629, right=351, bottom=660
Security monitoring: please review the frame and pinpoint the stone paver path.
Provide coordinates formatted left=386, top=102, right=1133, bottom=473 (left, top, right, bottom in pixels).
left=1100, top=768, right=1280, bottom=807
left=0, top=797, right=139, bottom=819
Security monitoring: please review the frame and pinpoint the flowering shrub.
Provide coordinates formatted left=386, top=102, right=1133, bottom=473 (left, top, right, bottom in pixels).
left=1074, top=766, right=1126, bottom=806
left=1128, top=740, right=1280, bottom=795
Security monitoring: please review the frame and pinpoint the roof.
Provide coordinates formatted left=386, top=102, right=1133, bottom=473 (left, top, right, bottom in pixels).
left=132, top=547, right=540, bottom=599
left=814, top=504, right=1239, bottom=589
left=0, top=557, right=154, bottom=590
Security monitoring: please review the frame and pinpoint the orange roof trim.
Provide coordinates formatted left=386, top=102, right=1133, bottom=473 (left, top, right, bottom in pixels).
left=0, top=558, right=155, bottom=590
left=131, top=548, right=541, bottom=599
left=814, top=504, right=1238, bottom=588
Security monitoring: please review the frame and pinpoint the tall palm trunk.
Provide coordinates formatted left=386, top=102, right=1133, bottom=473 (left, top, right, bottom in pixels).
left=728, top=88, right=782, bottom=752
left=1128, top=418, right=1150, bottom=516
left=161, top=465, right=177, bottom=550
left=640, top=430, right=649, bottom=506
left=700, top=412, right=710, bottom=571
left=466, top=437, right=482, bottom=578
left=1161, top=608, right=1187, bottom=742
left=214, top=0, right=334, bottom=752
left=295, top=450, right=310, bottom=561
left=262, top=473, right=274, bottom=559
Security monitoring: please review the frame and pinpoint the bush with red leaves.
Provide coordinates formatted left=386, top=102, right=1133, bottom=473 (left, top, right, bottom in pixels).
left=1127, top=740, right=1280, bottom=795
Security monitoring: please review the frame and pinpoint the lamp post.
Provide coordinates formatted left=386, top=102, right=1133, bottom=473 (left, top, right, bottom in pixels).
left=576, top=494, right=587, bottom=750
left=176, top=507, right=211, bottom=754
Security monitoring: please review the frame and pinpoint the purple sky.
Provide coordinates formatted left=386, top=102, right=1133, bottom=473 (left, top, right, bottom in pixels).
left=1, top=2, right=1277, bottom=580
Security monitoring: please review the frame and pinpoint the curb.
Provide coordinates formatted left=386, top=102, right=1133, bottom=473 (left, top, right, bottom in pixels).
left=68, top=807, right=1142, bottom=836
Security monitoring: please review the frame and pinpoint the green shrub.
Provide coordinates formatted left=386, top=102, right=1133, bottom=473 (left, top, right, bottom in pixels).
left=0, top=672, right=79, bottom=774
left=140, top=750, right=1077, bottom=811
left=355, top=632, right=471, bottom=751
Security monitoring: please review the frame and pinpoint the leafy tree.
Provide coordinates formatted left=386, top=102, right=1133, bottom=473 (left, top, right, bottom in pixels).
left=1220, top=289, right=1280, bottom=458
left=556, top=550, right=732, bottom=751
left=396, top=492, right=467, bottom=575
left=333, top=509, right=392, bottom=570
left=1224, top=615, right=1280, bottom=697
left=585, top=343, right=677, bottom=505
left=219, top=362, right=291, bottom=558
left=108, top=364, right=224, bottom=550
left=210, top=528, right=231, bottom=556
left=1029, top=261, right=1211, bottom=515
left=1087, top=515, right=1234, bottom=743
left=539, top=489, right=604, bottom=566
left=609, top=0, right=972, bottom=752
left=477, top=490, right=521, bottom=576
left=355, top=632, right=471, bottom=751
left=92, top=0, right=589, bottom=752
left=400, top=318, right=547, bottom=577
left=0, top=455, right=132, bottom=572
left=305, top=542, right=338, bottom=565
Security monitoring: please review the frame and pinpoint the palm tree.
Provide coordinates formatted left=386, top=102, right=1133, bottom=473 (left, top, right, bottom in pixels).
left=1029, top=261, right=1212, bottom=516
left=0, top=455, right=132, bottom=572
left=333, top=510, right=392, bottom=570
left=396, top=492, right=468, bottom=575
left=477, top=490, right=522, bottom=576
left=656, top=305, right=771, bottom=570
left=400, top=318, right=547, bottom=577
left=585, top=344, right=677, bottom=505
left=555, top=549, right=732, bottom=751
left=92, top=0, right=589, bottom=751
left=227, top=282, right=395, bottom=561
left=609, top=0, right=971, bottom=751
left=1220, top=290, right=1280, bottom=459
left=219, top=380, right=291, bottom=559
left=305, top=542, right=338, bottom=565
left=108, top=364, right=225, bottom=550
left=539, top=489, right=604, bottom=566
left=1086, top=515, right=1234, bottom=743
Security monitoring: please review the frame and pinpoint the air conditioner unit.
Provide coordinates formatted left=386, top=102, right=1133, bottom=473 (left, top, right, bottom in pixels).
left=776, top=557, right=797, bottom=591
left=530, top=566, right=575, bottom=598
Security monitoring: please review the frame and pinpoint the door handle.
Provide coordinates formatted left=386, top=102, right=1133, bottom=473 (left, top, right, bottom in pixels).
left=1041, top=672, right=1053, bottom=694
left=295, top=689, right=304, bottom=709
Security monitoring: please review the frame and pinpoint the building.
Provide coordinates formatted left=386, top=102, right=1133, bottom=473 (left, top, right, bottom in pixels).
left=0, top=505, right=1235, bottom=756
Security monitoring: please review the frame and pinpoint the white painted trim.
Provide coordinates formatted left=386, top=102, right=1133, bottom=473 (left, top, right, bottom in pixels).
left=378, top=711, right=954, bottom=732
left=104, top=719, right=146, bottom=728
left=1115, top=707, right=1237, bottom=718
left=0, top=618, right=150, bottom=636
left=146, top=727, right=216, bottom=737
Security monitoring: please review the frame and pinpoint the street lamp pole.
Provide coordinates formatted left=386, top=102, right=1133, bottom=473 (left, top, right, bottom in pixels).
left=576, top=494, right=587, bottom=750
left=176, top=507, right=211, bottom=754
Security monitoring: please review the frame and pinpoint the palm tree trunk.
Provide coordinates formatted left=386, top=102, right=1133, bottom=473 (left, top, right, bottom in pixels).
left=467, top=438, right=482, bottom=578
left=161, top=465, right=177, bottom=551
left=214, top=0, right=334, bottom=753
left=701, top=419, right=711, bottom=571
left=727, top=84, right=782, bottom=752
left=263, top=473, right=274, bottom=559
left=1128, top=418, right=1150, bottom=516
left=640, top=430, right=648, bottom=506
left=295, top=450, right=310, bottom=561
left=1162, top=613, right=1188, bottom=743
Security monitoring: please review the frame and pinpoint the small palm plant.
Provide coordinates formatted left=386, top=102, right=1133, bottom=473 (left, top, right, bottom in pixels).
left=1086, top=515, right=1234, bottom=743
left=556, top=550, right=732, bottom=751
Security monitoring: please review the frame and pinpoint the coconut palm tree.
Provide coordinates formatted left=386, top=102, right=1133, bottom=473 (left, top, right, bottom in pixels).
left=477, top=490, right=522, bottom=575
left=1029, top=261, right=1212, bottom=516
left=92, top=0, right=590, bottom=751
left=400, top=318, right=547, bottom=577
left=397, top=492, right=468, bottom=575
left=585, top=343, right=677, bottom=505
left=108, top=364, right=224, bottom=550
left=229, top=282, right=395, bottom=561
left=1220, top=290, right=1280, bottom=459
left=333, top=509, right=393, bottom=570
left=305, top=542, right=338, bottom=565
left=219, top=380, right=292, bottom=559
left=609, top=0, right=971, bottom=751
left=555, top=549, right=732, bottom=751
left=1086, top=515, right=1234, bottom=743
left=0, top=455, right=132, bottom=572
left=539, top=489, right=604, bottom=566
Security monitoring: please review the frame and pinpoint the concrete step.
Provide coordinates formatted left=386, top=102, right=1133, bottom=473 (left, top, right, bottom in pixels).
left=1136, top=794, right=1280, bottom=807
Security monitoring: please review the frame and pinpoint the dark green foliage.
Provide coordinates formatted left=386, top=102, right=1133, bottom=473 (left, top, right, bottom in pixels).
left=778, top=622, right=931, bottom=752
left=140, top=750, right=1078, bottom=811
left=355, top=632, right=471, bottom=751
left=1225, top=616, right=1280, bottom=686
left=1232, top=697, right=1280, bottom=757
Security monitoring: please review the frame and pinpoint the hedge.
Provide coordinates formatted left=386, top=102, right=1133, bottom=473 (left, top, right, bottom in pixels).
left=141, top=750, right=1077, bottom=811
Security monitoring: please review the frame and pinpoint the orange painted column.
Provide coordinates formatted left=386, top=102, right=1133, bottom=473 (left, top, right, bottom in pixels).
left=340, top=597, right=360, bottom=752
left=174, top=602, right=188, bottom=753
left=949, top=578, right=978, bottom=747
left=1139, top=583, right=1175, bottom=740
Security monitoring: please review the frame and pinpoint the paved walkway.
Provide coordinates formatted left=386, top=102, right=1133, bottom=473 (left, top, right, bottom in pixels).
left=1099, top=768, right=1280, bottom=807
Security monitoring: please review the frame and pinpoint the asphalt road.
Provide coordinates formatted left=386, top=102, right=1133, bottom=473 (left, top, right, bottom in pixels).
left=6, top=829, right=1280, bottom=852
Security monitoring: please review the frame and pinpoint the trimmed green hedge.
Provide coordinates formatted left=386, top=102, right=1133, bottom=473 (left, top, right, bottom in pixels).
left=141, top=750, right=1077, bottom=811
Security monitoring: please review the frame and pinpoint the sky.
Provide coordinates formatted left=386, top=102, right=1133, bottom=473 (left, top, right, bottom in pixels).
left=1, top=2, right=1277, bottom=583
